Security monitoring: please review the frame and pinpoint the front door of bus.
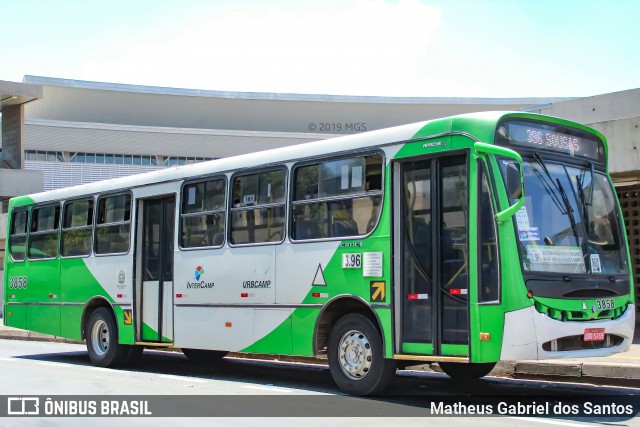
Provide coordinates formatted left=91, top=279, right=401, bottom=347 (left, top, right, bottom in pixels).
left=395, top=154, right=469, bottom=357
left=139, top=196, right=175, bottom=343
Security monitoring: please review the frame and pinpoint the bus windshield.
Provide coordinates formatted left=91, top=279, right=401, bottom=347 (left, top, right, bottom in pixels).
left=500, top=158, right=628, bottom=275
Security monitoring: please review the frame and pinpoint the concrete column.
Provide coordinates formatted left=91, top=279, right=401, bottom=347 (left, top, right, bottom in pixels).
left=1, top=104, right=25, bottom=169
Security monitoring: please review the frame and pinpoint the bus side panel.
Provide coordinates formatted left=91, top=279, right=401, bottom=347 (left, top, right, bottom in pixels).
left=82, top=257, right=135, bottom=345
left=60, top=257, right=102, bottom=340
left=374, top=307, right=394, bottom=357
left=174, top=307, right=255, bottom=351
left=57, top=257, right=134, bottom=344
left=291, top=307, right=320, bottom=356
left=4, top=304, right=27, bottom=329
left=27, top=305, right=60, bottom=337
left=4, top=259, right=30, bottom=330
left=26, top=258, right=61, bottom=337
left=240, top=307, right=319, bottom=356
left=242, top=309, right=293, bottom=355
left=114, top=305, right=135, bottom=344
left=60, top=305, right=83, bottom=341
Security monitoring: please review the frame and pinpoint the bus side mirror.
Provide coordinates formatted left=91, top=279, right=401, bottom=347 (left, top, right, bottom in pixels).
left=505, top=162, right=522, bottom=199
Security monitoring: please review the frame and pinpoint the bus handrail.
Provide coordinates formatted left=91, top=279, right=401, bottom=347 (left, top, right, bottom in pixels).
left=474, top=141, right=525, bottom=224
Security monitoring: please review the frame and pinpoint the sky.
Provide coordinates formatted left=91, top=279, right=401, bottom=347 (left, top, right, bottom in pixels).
left=1, top=0, right=639, bottom=98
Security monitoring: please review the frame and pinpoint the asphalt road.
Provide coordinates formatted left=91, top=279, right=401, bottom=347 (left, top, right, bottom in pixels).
left=0, top=339, right=638, bottom=427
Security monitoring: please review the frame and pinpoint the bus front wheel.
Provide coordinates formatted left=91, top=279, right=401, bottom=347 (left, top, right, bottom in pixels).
left=328, top=313, right=396, bottom=395
left=85, top=307, right=137, bottom=368
left=438, top=362, right=496, bottom=381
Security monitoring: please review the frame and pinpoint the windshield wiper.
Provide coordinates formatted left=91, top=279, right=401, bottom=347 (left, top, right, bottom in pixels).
left=556, top=177, right=581, bottom=248
left=588, top=161, right=595, bottom=205
left=576, top=174, right=591, bottom=237
left=532, top=153, right=567, bottom=214
left=532, top=153, right=581, bottom=246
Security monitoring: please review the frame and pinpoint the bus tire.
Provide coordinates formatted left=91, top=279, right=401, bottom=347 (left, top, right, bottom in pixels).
left=85, top=307, right=131, bottom=368
left=328, top=313, right=396, bottom=395
left=439, top=362, right=496, bottom=381
left=182, top=348, right=229, bottom=365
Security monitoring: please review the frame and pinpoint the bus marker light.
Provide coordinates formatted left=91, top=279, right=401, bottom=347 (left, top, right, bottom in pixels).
left=176, top=294, right=183, bottom=298
left=48, top=294, right=57, bottom=299
left=480, top=333, right=491, bottom=341
left=7, top=312, right=12, bottom=317
left=408, top=294, right=428, bottom=300
left=241, top=293, right=255, bottom=298
left=9, top=295, right=15, bottom=299
left=449, top=289, right=467, bottom=295
left=117, top=294, right=123, bottom=299
left=527, top=290, right=533, bottom=298
left=225, top=322, right=232, bottom=328
left=312, top=292, right=328, bottom=298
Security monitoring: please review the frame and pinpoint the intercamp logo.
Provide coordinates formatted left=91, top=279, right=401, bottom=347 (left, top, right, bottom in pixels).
left=194, top=266, right=205, bottom=281
left=7, top=397, right=40, bottom=415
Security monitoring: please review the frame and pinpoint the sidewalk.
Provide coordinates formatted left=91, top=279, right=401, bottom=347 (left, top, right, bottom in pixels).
left=1, top=321, right=638, bottom=387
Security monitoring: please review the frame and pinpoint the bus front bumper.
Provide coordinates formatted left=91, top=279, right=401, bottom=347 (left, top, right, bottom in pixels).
left=500, top=303, right=635, bottom=360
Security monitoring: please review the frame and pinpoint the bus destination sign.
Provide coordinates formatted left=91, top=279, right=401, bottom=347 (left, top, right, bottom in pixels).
left=497, top=120, right=605, bottom=163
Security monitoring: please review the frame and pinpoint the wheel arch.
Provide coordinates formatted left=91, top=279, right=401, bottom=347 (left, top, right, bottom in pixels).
left=81, top=297, right=118, bottom=340
left=313, top=295, right=386, bottom=357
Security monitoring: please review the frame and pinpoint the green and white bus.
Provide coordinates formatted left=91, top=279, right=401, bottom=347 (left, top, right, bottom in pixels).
left=3, top=112, right=635, bottom=395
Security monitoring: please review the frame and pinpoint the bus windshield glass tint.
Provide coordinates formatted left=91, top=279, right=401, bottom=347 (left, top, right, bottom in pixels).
left=500, top=159, right=627, bottom=275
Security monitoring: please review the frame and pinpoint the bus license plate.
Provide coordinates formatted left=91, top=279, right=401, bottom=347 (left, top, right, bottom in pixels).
left=584, top=328, right=605, bottom=342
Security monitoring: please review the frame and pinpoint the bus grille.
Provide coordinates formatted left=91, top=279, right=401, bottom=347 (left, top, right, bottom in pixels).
left=533, top=301, right=627, bottom=321
left=542, top=334, right=624, bottom=352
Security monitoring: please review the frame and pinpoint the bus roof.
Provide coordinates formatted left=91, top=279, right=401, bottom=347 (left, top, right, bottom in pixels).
left=10, top=111, right=606, bottom=207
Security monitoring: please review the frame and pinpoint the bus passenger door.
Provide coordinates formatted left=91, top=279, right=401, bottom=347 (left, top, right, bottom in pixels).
left=394, top=154, right=470, bottom=357
left=137, top=196, right=175, bottom=343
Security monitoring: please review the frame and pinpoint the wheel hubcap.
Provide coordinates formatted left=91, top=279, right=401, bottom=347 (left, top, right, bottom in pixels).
left=338, top=329, right=373, bottom=380
left=91, top=319, right=109, bottom=357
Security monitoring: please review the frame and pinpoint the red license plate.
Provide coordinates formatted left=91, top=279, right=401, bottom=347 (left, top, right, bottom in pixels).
left=584, top=328, right=605, bottom=342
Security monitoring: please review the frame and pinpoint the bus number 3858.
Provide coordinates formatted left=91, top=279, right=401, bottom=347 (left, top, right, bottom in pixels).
left=8, top=276, right=28, bottom=289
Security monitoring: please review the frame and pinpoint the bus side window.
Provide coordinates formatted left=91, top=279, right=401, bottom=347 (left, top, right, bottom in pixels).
left=9, top=209, right=29, bottom=261
left=61, top=199, right=94, bottom=257
left=29, top=204, right=61, bottom=260
left=291, top=153, right=383, bottom=241
left=230, top=169, right=286, bottom=245
left=478, top=163, right=499, bottom=303
left=181, top=178, right=226, bottom=248
left=95, top=194, right=131, bottom=255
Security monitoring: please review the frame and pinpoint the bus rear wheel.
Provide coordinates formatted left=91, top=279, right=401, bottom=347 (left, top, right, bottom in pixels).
left=182, top=348, right=229, bottom=365
left=438, top=362, right=496, bottom=381
left=328, top=313, right=396, bottom=395
left=85, top=307, right=137, bottom=368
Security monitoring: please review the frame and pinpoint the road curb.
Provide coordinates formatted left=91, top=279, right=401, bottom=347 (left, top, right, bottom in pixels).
left=1, top=328, right=638, bottom=387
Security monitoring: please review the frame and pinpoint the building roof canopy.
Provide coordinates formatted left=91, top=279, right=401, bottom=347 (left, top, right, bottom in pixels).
left=0, top=80, right=42, bottom=112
